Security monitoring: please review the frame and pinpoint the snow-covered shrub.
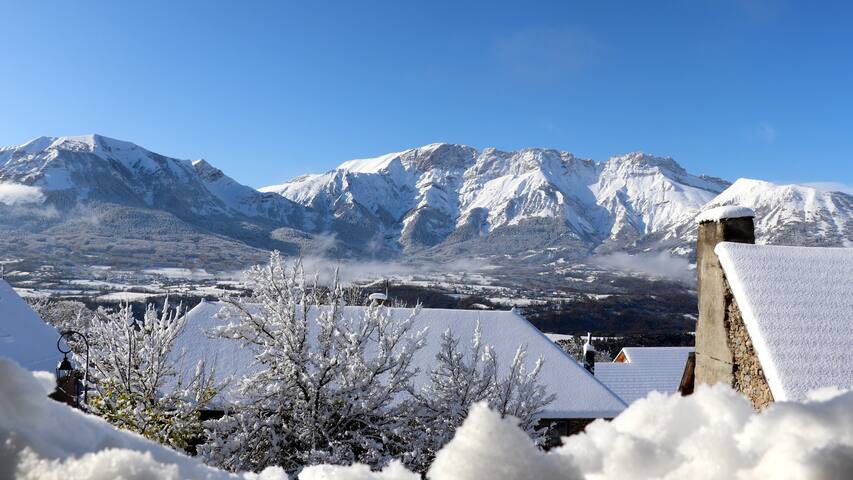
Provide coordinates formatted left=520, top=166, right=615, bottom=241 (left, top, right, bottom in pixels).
left=200, top=252, right=427, bottom=473
left=28, top=297, right=96, bottom=336
left=86, top=301, right=220, bottom=451
left=556, top=335, right=612, bottom=363
left=403, top=325, right=554, bottom=471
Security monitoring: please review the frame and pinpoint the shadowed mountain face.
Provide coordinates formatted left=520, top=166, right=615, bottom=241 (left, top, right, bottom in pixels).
left=1, top=135, right=851, bottom=277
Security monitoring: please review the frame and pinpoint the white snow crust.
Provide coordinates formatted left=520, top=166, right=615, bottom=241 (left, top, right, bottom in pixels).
left=0, top=279, right=62, bottom=371
left=695, top=205, right=755, bottom=223
left=715, top=242, right=853, bottom=401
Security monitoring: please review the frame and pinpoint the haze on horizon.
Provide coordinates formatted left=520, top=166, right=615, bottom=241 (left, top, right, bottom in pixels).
left=1, top=0, right=851, bottom=190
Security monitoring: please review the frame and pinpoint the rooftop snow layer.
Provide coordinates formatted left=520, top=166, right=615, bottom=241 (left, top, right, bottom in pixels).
left=0, top=279, right=61, bottom=371
left=176, top=302, right=627, bottom=418
left=715, top=242, right=853, bottom=401
left=615, top=346, right=695, bottom=365
left=695, top=205, right=755, bottom=223
left=594, top=347, right=694, bottom=404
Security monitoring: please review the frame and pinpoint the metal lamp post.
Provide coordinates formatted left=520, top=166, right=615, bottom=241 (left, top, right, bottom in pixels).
left=56, top=330, right=90, bottom=405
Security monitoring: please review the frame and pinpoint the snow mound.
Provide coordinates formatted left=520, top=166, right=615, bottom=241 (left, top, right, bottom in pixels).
left=715, top=242, right=853, bottom=401
left=0, top=279, right=62, bottom=371
left=0, top=357, right=286, bottom=480
left=313, top=385, right=853, bottom=480
left=695, top=205, right=755, bottom=223
left=4, top=356, right=853, bottom=479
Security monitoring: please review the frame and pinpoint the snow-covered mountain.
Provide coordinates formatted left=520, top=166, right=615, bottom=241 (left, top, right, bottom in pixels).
left=262, top=144, right=732, bottom=257
left=0, top=135, right=308, bottom=228
left=0, top=135, right=317, bottom=271
left=700, top=179, right=852, bottom=247
left=1, top=135, right=850, bottom=276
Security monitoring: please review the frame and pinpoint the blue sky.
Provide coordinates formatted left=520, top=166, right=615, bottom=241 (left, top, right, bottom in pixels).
left=1, top=0, right=851, bottom=189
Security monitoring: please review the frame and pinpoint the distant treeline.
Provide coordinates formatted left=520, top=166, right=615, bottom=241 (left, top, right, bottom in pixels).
left=521, top=293, right=697, bottom=336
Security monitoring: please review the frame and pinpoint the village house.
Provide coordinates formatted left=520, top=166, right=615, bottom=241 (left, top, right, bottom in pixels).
left=686, top=206, right=853, bottom=408
left=593, top=346, right=695, bottom=405
left=173, top=302, right=628, bottom=435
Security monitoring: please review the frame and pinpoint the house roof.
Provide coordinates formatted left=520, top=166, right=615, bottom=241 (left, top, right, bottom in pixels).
left=175, top=302, right=627, bottom=418
left=594, top=347, right=694, bottom=404
left=614, top=346, right=695, bottom=365
left=715, top=242, right=853, bottom=402
left=0, top=279, right=61, bottom=371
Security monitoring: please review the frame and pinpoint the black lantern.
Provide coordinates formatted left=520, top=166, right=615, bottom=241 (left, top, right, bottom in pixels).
left=55, top=330, right=90, bottom=406
left=56, top=353, right=74, bottom=379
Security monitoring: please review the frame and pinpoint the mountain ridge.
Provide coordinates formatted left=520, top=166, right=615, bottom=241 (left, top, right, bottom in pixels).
left=262, top=143, right=735, bottom=257
left=1, top=134, right=851, bottom=278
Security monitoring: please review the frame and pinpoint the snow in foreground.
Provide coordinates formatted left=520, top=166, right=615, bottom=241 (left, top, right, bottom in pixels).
left=2, top=358, right=853, bottom=480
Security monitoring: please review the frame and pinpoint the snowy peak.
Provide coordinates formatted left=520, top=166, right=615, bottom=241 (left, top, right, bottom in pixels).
left=337, top=143, right=477, bottom=175
left=266, top=143, right=732, bottom=254
left=604, top=152, right=686, bottom=175
left=0, top=134, right=311, bottom=232
left=701, top=178, right=852, bottom=247
left=191, top=158, right=224, bottom=182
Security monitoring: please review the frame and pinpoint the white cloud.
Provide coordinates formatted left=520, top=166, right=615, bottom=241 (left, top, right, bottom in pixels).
left=0, top=183, right=45, bottom=206
left=756, top=121, right=777, bottom=144
left=590, top=252, right=693, bottom=284
left=295, top=255, right=493, bottom=286
left=495, top=27, right=603, bottom=81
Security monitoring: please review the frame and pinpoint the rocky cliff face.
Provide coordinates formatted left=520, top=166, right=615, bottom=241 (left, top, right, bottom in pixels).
left=263, top=144, right=734, bottom=258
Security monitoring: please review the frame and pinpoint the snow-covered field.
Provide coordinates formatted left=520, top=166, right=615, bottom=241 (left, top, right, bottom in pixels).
left=3, top=356, right=853, bottom=479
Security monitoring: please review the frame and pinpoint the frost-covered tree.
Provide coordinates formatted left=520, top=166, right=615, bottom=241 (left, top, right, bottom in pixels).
left=403, top=324, right=555, bottom=472
left=557, top=335, right=612, bottom=363
left=200, top=252, right=426, bottom=473
left=29, top=297, right=96, bottom=335
left=86, top=301, right=219, bottom=451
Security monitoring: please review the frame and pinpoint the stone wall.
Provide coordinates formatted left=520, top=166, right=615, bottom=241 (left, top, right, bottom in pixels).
left=723, top=279, right=775, bottom=409
left=695, top=217, right=755, bottom=387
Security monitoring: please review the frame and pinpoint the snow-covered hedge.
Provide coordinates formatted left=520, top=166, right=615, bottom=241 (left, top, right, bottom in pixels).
left=3, top=357, right=853, bottom=480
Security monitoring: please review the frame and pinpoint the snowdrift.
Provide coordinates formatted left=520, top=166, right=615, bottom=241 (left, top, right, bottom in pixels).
left=0, top=358, right=286, bottom=480
left=3, top=357, right=853, bottom=479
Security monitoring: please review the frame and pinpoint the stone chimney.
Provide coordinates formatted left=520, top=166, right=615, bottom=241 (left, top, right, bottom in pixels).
left=368, top=292, right=388, bottom=306
left=694, top=206, right=755, bottom=387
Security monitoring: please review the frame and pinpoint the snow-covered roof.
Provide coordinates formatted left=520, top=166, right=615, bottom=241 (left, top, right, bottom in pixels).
left=716, top=242, right=853, bottom=402
left=0, top=279, right=61, bottom=371
left=595, top=347, right=694, bottom=404
left=175, top=302, right=627, bottom=418
left=695, top=205, right=755, bottom=223
left=613, top=346, right=695, bottom=365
